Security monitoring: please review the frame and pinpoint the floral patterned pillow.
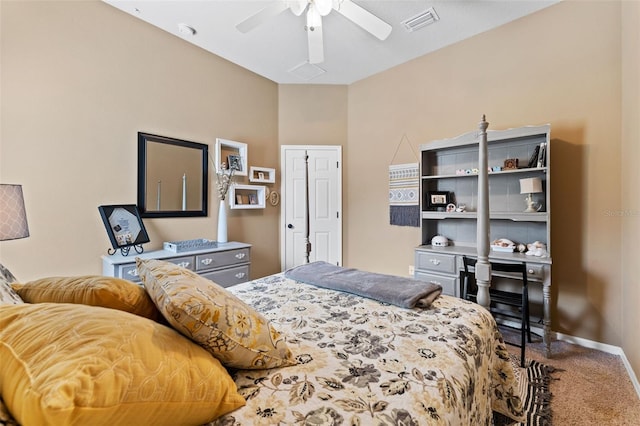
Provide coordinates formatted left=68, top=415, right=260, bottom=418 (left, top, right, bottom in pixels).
left=0, top=263, right=23, bottom=305
left=137, top=258, right=295, bottom=369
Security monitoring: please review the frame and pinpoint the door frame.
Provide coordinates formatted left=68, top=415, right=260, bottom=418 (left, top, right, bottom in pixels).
left=280, top=145, right=343, bottom=271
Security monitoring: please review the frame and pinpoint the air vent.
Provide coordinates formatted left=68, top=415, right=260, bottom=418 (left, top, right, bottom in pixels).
left=401, top=7, right=439, bottom=32
left=288, top=62, right=326, bottom=81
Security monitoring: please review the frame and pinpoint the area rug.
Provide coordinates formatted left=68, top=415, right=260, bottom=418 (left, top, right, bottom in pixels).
left=494, top=354, right=558, bottom=426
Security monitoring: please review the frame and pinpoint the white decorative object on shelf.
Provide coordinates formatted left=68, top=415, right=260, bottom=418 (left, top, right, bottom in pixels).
left=249, top=166, right=276, bottom=183
left=215, top=138, right=248, bottom=176
left=491, top=238, right=515, bottom=252
left=229, top=184, right=266, bottom=209
left=526, top=241, right=548, bottom=257
left=431, top=235, right=448, bottom=247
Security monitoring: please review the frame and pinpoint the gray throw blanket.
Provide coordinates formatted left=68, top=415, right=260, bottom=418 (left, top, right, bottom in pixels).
left=284, top=261, right=442, bottom=309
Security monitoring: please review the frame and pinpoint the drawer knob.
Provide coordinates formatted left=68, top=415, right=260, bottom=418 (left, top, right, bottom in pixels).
left=127, top=270, right=139, bottom=277
left=235, top=253, right=246, bottom=260
left=429, top=280, right=441, bottom=285
left=528, top=269, right=535, bottom=274
left=177, top=261, right=190, bottom=268
left=429, top=259, right=441, bottom=266
left=235, top=272, right=246, bottom=279
left=201, top=258, right=213, bottom=266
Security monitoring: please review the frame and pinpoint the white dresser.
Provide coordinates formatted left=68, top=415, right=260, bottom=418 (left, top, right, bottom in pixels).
left=102, top=241, right=251, bottom=288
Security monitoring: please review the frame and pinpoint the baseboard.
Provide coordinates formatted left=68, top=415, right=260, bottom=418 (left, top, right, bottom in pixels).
left=553, top=331, right=640, bottom=399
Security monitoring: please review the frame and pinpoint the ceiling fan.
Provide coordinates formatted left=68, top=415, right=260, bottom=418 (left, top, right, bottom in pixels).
left=236, top=0, right=392, bottom=64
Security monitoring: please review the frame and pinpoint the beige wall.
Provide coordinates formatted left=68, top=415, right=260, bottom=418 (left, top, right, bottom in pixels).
left=621, top=0, right=640, bottom=385
left=347, top=1, right=626, bottom=349
left=278, top=85, right=348, bottom=147
left=0, top=0, right=281, bottom=280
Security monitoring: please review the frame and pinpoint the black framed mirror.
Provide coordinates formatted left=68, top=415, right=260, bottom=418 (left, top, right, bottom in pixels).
left=137, top=132, right=208, bottom=218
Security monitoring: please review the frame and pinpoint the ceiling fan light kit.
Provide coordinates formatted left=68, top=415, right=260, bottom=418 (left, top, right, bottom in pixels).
left=236, top=0, right=392, bottom=65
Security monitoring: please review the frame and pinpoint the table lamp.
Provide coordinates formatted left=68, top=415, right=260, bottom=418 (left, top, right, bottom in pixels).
left=519, top=177, right=542, bottom=213
left=0, top=184, right=30, bottom=241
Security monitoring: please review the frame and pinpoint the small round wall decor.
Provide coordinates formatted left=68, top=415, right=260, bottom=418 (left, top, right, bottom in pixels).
left=269, top=191, right=280, bottom=206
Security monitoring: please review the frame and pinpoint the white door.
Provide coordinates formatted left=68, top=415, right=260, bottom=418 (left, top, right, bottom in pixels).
left=281, top=145, right=342, bottom=270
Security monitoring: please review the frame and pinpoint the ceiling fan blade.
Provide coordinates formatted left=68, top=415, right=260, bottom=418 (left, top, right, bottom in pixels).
left=289, top=0, right=308, bottom=16
left=307, top=26, right=324, bottom=63
left=334, top=0, right=392, bottom=40
left=236, top=1, right=289, bottom=33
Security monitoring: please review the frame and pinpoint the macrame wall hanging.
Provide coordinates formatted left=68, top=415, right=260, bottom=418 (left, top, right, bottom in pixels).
left=389, top=134, right=420, bottom=227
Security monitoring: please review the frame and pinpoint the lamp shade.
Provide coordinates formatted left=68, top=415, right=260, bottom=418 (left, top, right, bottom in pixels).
left=0, top=184, right=30, bottom=241
left=519, top=177, right=542, bottom=194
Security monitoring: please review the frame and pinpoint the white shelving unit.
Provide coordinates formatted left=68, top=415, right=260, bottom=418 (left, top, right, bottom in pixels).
left=229, top=184, right=266, bottom=209
left=215, top=138, right=248, bottom=176
left=249, top=166, right=276, bottom=183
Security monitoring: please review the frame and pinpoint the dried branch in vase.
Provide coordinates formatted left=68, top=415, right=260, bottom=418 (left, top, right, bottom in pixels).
left=216, top=162, right=237, bottom=201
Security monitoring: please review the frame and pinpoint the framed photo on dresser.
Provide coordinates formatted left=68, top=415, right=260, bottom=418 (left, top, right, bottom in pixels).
left=98, top=204, right=150, bottom=255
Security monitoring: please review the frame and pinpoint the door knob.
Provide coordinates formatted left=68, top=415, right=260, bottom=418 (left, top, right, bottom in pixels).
left=287, top=224, right=294, bottom=229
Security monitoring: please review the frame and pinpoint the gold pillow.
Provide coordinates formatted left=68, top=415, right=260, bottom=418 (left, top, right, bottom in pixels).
left=0, top=303, right=245, bottom=425
left=12, top=275, right=161, bottom=320
left=137, top=258, right=295, bottom=369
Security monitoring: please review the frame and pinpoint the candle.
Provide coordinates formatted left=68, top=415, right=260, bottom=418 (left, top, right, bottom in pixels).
left=157, top=180, right=161, bottom=210
left=182, top=173, right=187, bottom=210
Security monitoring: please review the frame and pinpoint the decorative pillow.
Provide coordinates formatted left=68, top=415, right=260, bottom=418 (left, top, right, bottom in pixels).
left=0, top=303, right=245, bottom=425
left=0, top=263, right=23, bottom=305
left=0, top=396, right=19, bottom=426
left=137, top=258, right=295, bottom=369
left=11, top=275, right=161, bottom=320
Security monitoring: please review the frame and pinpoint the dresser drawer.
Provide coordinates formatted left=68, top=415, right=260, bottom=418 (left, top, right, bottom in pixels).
left=415, top=251, right=457, bottom=274
left=525, top=263, right=545, bottom=281
left=166, top=255, right=196, bottom=271
left=117, top=256, right=195, bottom=282
left=196, top=248, right=250, bottom=271
left=201, top=265, right=250, bottom=288
left=488, top=262, right=545, bottom=283
left=414, top=271, right=458, bottom=297
left=119, top=264, right=141, bottom=282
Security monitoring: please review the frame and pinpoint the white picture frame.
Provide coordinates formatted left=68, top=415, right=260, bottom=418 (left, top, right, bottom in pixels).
left=228, top=184, right=266, bottom=209
left=215, top=138, right=248, bottom=177
left=249, top=166, right=276, bottom=183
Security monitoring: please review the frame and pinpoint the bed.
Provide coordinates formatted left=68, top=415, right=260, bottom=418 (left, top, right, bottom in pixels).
left=1, top=256, right=524, bottom=426
left=208, top=269, right=525, bottom=425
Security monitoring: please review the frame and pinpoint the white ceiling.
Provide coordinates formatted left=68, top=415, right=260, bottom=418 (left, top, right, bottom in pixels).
left=103, top=0, right=558, bottom=85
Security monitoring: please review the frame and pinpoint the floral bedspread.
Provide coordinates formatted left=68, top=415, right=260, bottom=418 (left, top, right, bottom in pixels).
left=211, top=273, right=524, bottom=425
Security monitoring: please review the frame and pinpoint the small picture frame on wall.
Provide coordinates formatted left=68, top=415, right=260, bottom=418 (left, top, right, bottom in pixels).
left=426, top=191, right=450, bottom=211
left=98, top=204, right=150, bottom=256
left=227, top=154, right=242, bottom=172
